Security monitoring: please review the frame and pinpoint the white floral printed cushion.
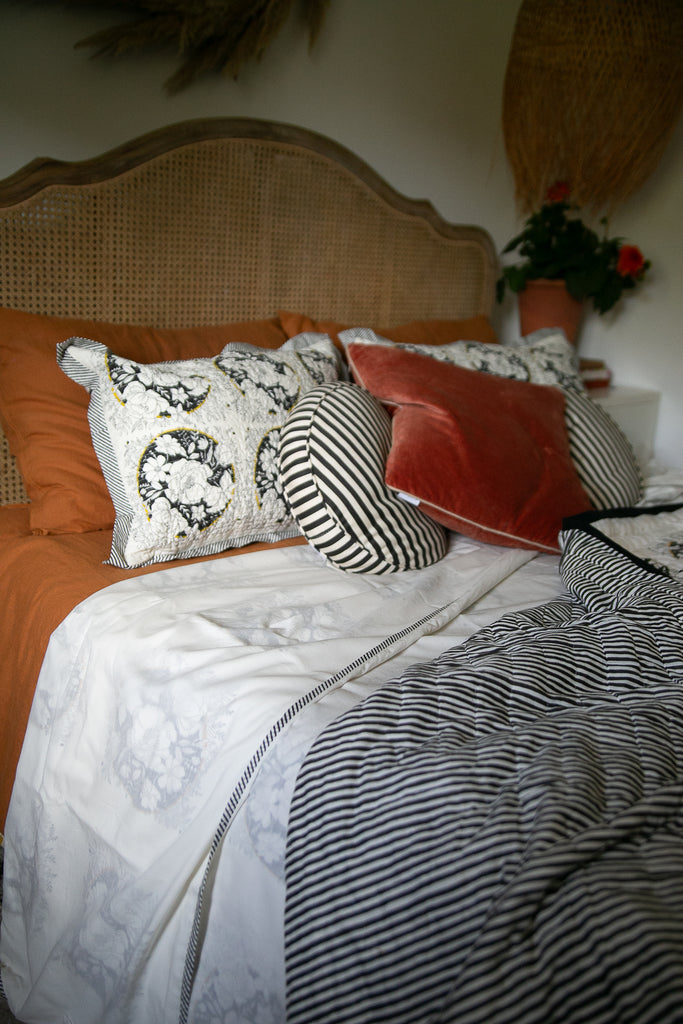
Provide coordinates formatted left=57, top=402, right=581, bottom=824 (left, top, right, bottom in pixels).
left=340, top=326, right=583, bottom=391
left=57, top=333, right=341, bottom=567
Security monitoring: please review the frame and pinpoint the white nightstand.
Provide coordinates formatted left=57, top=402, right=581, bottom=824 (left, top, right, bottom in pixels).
left=590, top=386, right=660, bottom=468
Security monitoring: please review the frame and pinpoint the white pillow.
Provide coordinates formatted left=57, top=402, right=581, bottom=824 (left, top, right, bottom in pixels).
left=57, top=333, right=341, bottom=567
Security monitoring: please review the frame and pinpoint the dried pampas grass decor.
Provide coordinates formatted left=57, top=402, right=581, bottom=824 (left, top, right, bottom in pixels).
left=50, top=0, right=330, bottom=93
left=502, top=0, right=683, bottom=213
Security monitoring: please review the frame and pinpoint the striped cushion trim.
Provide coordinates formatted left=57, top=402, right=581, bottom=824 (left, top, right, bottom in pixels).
left=564, top=388, right=642, bottom=509
left=279, top=382, right=447, bottom=574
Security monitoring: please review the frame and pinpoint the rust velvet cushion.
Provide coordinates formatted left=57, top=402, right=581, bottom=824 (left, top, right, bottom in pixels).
left=0, top=306, right=288, bottom=534
left=347, top=342, right=592, bottom=553
left=278, top=311, right=499, bottom=351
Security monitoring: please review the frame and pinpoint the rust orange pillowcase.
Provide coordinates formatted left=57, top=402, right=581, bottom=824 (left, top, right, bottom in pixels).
left=0, top=307, right=288, bottom=535
left=347, top=342, right=592, bottom=553
left=278, top=311, right=499, bottom=350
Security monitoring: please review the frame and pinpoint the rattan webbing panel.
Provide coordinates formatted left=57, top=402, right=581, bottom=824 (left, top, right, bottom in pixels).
left=0, top=435, right=26, bottom=505
left=0, top=118, right=497, bottom=505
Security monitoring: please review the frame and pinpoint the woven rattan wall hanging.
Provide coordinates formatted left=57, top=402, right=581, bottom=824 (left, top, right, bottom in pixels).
left=502, top=0, right=683, bottom=213
left=48, top=0, right=330, bottom=93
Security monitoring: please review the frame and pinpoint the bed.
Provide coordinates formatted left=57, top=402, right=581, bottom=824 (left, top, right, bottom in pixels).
left=0, top=118, right=681, bottom=1024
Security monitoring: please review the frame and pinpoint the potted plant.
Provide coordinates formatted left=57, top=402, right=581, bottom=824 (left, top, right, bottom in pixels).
left=496, top=182, right=650, bottom=343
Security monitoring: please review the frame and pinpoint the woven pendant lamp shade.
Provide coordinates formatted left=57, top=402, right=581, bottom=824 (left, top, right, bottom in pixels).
left=502, top=0, right=683, bottom=213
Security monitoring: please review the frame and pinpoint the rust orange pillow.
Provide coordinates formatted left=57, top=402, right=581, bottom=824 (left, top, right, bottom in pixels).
left=347, top=342, right=592, bottom=553
left=0, top=307, right=288, bottom=534
left=278, top=311, right=499, bottom=351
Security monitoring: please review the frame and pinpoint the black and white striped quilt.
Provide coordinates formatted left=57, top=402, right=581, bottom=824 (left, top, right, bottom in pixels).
left=284, top=505, right=683, bottom=1024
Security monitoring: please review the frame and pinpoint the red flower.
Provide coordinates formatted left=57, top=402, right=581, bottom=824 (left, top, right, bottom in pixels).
left=545, top=181, right=571, bottom=203
left=616, top=244, right=645, bottom=278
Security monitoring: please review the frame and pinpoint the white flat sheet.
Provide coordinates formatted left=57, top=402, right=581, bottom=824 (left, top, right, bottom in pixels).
left=1, top=537, right=562, bottom=1024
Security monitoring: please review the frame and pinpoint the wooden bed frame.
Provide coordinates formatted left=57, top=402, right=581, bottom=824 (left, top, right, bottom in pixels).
left=0, top=117, right=497, bottom=507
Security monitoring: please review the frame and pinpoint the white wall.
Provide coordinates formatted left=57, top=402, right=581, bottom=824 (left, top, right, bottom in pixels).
left=2, top=0, right=681, bottom=466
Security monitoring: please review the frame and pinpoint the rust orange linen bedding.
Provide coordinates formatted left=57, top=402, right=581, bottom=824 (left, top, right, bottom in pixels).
left=0, top=506, right=305, bottom=828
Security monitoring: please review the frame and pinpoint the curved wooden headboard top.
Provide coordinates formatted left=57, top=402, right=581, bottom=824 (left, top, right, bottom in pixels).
left=0, top=118, right=496, bottom=327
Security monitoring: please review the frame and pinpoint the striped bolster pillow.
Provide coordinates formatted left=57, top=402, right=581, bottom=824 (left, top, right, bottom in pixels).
left=279, top=382, right=447, bottom=573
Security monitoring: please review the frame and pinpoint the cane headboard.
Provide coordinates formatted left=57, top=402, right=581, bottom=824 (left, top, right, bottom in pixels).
left=0, top=117, right=497, bottom=505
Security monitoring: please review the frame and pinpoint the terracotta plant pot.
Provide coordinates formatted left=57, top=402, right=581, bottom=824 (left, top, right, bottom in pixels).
left=518, top=278, right=583, bottom=345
